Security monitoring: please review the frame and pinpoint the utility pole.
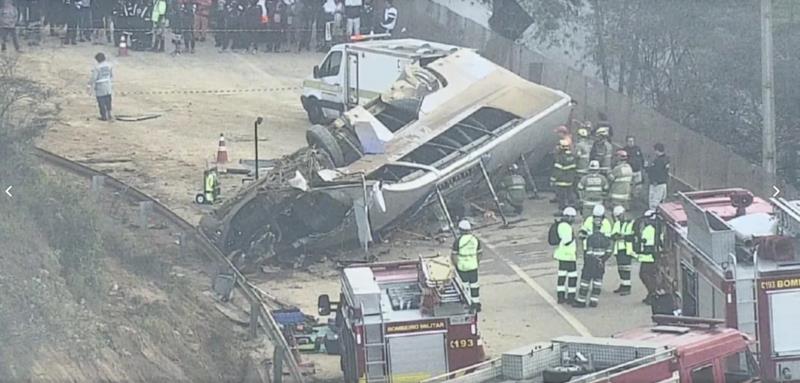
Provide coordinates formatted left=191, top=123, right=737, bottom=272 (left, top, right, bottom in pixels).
left=761, top=0, right=777, bottom=176
left=254, top=117, right=263, bottom=180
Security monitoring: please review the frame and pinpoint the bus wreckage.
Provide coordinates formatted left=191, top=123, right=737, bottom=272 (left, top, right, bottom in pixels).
left=200, top=49, right=573, bottom=262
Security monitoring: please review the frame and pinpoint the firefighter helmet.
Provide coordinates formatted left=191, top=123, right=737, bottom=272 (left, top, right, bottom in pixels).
left=577, top=127, right=590, bottom=138
left=613, top=205, right=625, bottom=217
left=588, top=160, right=600, bottom=170
left=563, top=207, right=577, bottom=217
left=593, top=204, right=605, bottom=217
left=596, top=126, right=610, bottom=136
left=458, top=219, right=472, bottom=231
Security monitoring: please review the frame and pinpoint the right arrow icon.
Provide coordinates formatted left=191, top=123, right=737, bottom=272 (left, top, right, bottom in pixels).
left=773, top=185, right=781, bottom=198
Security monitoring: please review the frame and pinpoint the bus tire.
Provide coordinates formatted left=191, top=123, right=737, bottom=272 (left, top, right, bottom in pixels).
left=307, top=124, right=345, bottom=167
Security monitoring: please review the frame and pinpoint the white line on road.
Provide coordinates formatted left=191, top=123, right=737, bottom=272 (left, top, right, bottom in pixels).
left=483, top=242, right=593, bottom=337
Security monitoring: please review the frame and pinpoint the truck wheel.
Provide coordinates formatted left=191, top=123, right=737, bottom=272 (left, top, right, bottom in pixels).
left=195, top=193, right=206, bottom=204
left=306, top=98, right=326, bottom=125
left=307, top=124, right=345, bottom=167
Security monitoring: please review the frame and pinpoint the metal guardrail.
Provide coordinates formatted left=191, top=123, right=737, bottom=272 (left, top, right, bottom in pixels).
left=33, top=147, right=305, bottom=383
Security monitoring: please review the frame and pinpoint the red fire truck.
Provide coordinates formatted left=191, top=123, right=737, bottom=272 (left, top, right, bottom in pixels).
left=424, top=315, right=761, bottom=383
left=658, top=188, right=800, bottom=382
left=317, top=257, right=486, bottom=383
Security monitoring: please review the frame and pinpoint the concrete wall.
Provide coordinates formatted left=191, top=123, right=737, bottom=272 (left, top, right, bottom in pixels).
left=397, top=0, right=788, bottom=197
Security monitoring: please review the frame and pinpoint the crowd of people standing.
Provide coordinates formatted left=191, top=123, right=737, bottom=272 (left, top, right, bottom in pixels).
left=0, top=0, right=398, bottom=54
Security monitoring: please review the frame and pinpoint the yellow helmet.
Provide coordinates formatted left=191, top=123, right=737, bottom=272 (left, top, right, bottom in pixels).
left=577, top=127, right=589, bottom=138
left=596, top=127, right=610, bottom=136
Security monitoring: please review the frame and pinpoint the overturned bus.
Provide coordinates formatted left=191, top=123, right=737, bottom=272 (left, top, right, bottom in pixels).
left=200, top=49, right=573, bottom=262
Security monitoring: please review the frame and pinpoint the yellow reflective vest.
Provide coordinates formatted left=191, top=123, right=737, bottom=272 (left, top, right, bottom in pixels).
left=455, top=234, right=480, bottom=272
left=611, top=219, right=635, bottom=257
left=553, top=221, right=577, bottom=262
left=638, top=224, right=656, bottom=263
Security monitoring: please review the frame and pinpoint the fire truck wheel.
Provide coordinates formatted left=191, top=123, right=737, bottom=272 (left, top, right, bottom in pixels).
left=307, top=124, right=345, bottom=167
left=195, top=193, right=206, bottom=204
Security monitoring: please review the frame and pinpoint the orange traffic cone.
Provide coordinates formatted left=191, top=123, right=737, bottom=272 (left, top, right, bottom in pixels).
left=118, top=35, right=128, bottom=57
left=216, top=133, right=229, bottom=170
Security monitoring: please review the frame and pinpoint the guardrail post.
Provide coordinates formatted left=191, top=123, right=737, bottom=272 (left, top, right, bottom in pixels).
left=249, top=298, right=259, bottom=340
left=138, top=201, right=153, bottom=228
left=91, top=175, right=105, bottom=194
left=272, top=345, right=284, bottom=383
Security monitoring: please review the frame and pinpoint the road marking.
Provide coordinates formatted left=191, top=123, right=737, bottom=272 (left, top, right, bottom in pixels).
left=483, top=241, right=593, bottom=337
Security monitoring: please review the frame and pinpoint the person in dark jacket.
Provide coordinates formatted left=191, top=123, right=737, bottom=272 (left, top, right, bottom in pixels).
left=242, top=0, right=260, bottom=53
left=296, top=0, right=313, bottom=51
left=646, top=143, right=670, bottom=210
left=180, top=1, right=195, bottom=52
left=63, top=0, right=80, bottom=44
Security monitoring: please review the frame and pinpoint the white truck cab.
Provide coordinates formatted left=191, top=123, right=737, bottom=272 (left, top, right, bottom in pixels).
left=300, top=38, right=461, bottom=124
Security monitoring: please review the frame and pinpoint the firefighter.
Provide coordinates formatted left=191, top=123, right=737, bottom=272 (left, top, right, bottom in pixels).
left=573, top=212, right=611, bottom=308
left=554, top=125, right=572, bottom=151
left=636, top=210, right=661, bottom=305
left=574, top=126, right=592, bottom=177
left=577, top=160, right=608, bottom=216
left=608, top=150, right=634, bottom=210
left=204, top=168, right=220, bottom=204
left=497, top=164, right=527, bottom=216
left=611, top=205, right=635, bottom=295
left=451, top=219, right=482, bottom=312
left=553, top=207, right=578, bottom=304
left=590, top=126, right=613, bottom=174
left=551, top=139, right=577, bottom=212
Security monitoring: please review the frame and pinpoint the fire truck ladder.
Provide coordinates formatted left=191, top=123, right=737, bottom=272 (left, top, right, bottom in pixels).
left=361, top=302, right=390, bottom=383
left=730, top=252, right=760, bottom=353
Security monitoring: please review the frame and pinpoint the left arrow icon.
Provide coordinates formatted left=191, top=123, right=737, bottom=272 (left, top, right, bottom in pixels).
left=4, top=186, right=12, bottom=197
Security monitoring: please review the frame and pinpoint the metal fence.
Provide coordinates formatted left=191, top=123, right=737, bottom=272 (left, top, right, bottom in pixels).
left=397, top=0, right=794, bottom=198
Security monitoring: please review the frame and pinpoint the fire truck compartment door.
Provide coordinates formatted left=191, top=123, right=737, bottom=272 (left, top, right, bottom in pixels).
left=769, top=289, right=800, bottom=356
left=388, top=333, right=447, bottom=382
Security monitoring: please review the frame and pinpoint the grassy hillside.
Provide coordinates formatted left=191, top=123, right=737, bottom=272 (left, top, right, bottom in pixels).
left=0, top=57, right=252, bottom=382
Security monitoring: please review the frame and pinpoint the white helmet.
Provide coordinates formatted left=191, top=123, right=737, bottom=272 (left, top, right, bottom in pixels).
left=563, top=207, right=577, bottom=217
left=458, top=219, right=472, bottom=231
left=613, top=205, right=625, bottom=217
left=588, top=160, right=600, bottom=170
left=592, top=204, right=605, bottom=217
left=644, top=209, right=657, bottom=218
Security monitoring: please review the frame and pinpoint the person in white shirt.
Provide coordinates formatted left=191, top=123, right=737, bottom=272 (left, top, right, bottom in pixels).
left=379, top=0, right=396, bottom=35
left=322, top=0, right=335, bottom=46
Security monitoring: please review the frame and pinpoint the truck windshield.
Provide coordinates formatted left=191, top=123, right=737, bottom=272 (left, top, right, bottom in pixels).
left=319, top=51, right=343, bottom=77
left=723, top=350, right=759, bottom=383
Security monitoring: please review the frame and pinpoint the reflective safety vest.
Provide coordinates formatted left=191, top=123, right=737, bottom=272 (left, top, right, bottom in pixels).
left=608, top=162, right=633, bottom=202
left=611, top=219, right=635, bottom=256
left=456, top=234, right=480, bottom=272
left=581, top=216, right=612, bottom=238
left=205, top=171, right=218, bottom=201
left=575, top=139, right=592, bottom=174
left=553, top=221, right=577, bottom=262
left=638, top=224, right=656, bottom=263
left=577, top=173, right=608, bottom=206
left=551, top=151, right=577, bottom=187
